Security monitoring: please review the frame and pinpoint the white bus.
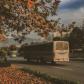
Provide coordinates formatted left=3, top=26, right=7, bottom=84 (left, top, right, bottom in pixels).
left=18, top=41, right=69, bottom=63
left=53, top=41, right=69, bottom=62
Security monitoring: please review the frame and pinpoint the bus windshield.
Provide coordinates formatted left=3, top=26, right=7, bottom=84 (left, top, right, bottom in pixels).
left=56, top=42, right=69, bottom=50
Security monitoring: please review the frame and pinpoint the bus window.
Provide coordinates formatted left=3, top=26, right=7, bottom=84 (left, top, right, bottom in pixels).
left=56, top=42, right=69, bottom=50
left=56, top=42, right=63, bottom=50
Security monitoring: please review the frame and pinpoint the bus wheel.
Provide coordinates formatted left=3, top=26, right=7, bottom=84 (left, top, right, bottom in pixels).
left=41, top=59, right=46, bottom=64
left=27, top=59, right=30, bottom=62
left=51, top=61, right=56, bottom=64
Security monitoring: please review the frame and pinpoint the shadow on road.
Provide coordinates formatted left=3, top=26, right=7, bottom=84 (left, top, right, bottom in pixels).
left=8, top=60, right=68, bottom=67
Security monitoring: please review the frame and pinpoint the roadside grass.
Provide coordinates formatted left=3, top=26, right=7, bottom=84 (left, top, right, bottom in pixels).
left=70, top=58, right=84, bottom=61
left=20, top=68, right=80, bottom=84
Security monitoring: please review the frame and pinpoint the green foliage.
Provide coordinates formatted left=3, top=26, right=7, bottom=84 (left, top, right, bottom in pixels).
left=53, top=37, right=69, bottom=41
left=69, top=27, right=83, bottom=49
left=0, top=48, right=8, bottom=64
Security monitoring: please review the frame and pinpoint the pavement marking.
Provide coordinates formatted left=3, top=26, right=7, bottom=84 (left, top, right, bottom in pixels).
left=53, top=67, right=73, bottom=71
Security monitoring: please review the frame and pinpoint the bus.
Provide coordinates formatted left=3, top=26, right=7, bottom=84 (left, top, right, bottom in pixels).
left=18, top=41, right=69, bottom=63
left=53, top=41, right=69, bottom=62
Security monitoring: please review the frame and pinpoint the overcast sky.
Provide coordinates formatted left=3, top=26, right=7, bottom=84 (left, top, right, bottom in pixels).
left=57, top=0, right=84, bottom=26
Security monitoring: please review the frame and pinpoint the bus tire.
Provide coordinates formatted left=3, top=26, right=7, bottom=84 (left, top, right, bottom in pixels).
left=51, top=61, right=56, bottom=64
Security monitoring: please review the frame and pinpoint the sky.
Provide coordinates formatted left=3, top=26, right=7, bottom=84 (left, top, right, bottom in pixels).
left=57, top=0, right=84, bottom=26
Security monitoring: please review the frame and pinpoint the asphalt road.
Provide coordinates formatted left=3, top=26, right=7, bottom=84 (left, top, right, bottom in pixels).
left=8, top=57, right=84, bottom=84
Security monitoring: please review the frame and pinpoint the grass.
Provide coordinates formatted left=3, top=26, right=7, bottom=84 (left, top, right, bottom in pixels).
left=20, top=68, right=80, bottom=84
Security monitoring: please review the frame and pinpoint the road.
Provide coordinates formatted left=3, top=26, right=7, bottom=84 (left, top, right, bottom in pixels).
left=8, top=57, right=84, bottom=84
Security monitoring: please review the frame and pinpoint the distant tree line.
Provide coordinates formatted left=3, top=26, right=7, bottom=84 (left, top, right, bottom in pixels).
left=54, top=21, right=84, bottom=50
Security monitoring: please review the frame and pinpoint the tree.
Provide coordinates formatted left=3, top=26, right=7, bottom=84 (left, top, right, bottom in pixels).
left=69, top=27, right=83, bottom=49
left=0, top=0, right=60, bottom=43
